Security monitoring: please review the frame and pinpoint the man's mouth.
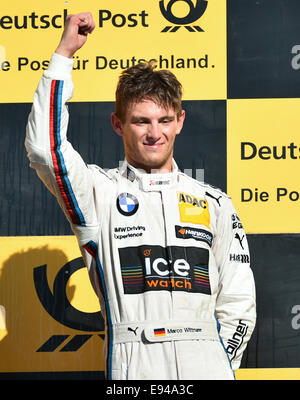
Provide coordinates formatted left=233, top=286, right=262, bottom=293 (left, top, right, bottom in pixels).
left=143, top=142, right=164, bottom=149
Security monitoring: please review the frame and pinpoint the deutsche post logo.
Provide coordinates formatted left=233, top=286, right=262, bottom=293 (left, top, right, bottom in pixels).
left=159, top=0, right=208, bottom=32
left=34, top=258, right=104, bottom=352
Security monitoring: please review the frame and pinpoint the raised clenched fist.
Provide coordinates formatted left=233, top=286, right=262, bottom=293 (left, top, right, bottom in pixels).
left=55, top=12, right=95, bottom=58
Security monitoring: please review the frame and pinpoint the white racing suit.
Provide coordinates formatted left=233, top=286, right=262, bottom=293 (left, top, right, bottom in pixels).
left=25, top=53, right=256, bottom=380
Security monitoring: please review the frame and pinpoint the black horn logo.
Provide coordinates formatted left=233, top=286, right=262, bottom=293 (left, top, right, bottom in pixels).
left=34, top=257, right=104, bottom=332
left=34, top=258, right=105, bottom=352
left=159, top=0, right=208, bottom=32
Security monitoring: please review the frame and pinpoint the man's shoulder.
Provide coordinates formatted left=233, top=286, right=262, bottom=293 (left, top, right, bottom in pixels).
left=87, top=163, right=117, bottom=182
left=178, top=171, right=230, bottom=201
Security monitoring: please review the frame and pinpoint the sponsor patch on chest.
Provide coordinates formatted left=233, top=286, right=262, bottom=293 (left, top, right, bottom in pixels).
left=175, top=225, right=213, bottom=247
left=177, top=192, right=210, bottom=228
left=118, top=245, right=211, bottom=295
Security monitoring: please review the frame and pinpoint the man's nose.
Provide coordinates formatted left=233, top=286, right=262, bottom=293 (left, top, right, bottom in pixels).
left=147, top=122, right=161, bottom=140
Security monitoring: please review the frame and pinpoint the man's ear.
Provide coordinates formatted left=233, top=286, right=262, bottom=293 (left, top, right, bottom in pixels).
left=176, top=109, right=185, bottom=135
left=111, top=112, right=123, bottom=136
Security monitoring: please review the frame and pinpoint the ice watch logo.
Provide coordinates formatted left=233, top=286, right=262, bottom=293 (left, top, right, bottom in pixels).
left=119, top=244, right=211, bottom=295
left=159, top=0, right=208, bottom=32
left=34, top=257, right=104, bottom=352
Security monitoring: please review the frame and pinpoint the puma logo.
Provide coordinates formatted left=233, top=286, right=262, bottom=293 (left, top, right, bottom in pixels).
left=205, top=191, right=222, bottom=207
left=235, top=233, right=245, bottom=249
left=128, top=327, right=138, bottom=336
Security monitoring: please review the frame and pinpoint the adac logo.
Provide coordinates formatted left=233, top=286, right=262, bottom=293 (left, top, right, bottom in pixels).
left=177, top=191, right=211, bottom=228
left=117, top=193, right=139, bottom=216
left=34, top=258, right=104, bottom=352
left=159, top=0, right=208, bottom=32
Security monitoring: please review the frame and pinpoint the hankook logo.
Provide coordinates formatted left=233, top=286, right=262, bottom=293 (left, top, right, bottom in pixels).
left=159, top=0, right=208, bottom=32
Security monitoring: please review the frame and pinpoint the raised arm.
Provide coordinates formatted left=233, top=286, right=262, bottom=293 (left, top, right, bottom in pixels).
left=25, top=13, right=99, bottom=233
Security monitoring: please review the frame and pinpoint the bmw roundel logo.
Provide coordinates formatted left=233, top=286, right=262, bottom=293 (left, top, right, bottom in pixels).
left=116, top=193, right=139, bottom=216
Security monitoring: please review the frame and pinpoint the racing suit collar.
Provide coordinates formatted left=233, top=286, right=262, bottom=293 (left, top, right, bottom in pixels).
left=119, top=159, right=179, bottom=191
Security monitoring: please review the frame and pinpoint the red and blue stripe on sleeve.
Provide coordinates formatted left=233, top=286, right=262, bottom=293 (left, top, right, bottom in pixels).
left=49, top=80, right=86, bottom=226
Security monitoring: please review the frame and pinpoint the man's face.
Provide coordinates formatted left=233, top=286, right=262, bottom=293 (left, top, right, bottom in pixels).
left=111, top=99, right=185, bottom=173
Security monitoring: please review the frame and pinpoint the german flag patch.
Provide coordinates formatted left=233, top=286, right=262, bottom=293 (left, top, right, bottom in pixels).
left=154, top=328, right=166, bottom=337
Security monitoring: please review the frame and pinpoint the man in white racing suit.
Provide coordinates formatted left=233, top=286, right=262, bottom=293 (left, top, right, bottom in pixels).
left=25, top=12, right=256, bottom=380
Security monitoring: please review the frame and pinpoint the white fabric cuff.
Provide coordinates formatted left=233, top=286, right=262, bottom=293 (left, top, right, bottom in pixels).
left=44, top=53, right=74, bottom=80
